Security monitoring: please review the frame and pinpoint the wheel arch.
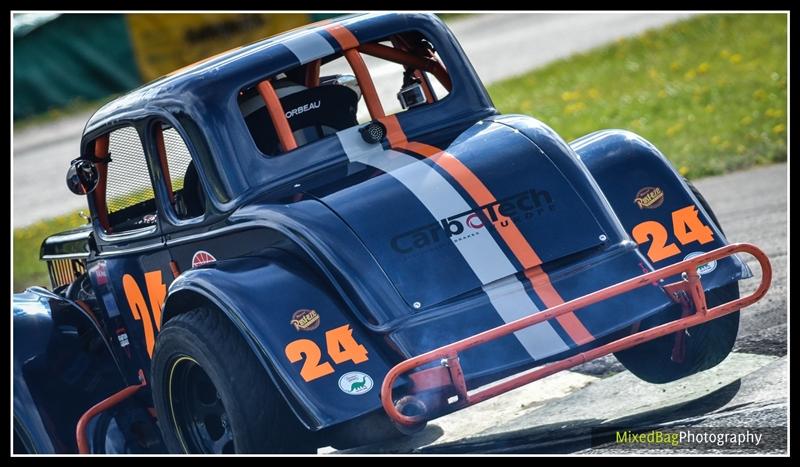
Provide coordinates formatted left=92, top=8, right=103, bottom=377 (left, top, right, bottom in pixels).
left=159, top=252, right=395, bottom=431
left=571, top=129, right=751, bottom=289
left=160, top=283, right=318, bottom=430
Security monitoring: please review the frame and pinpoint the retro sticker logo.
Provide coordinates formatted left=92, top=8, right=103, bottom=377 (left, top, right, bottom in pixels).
left=290, top=309, right=320, bottom=331
left=191, top=250, right=217, bottom=268
left=338, top=371, right=373, bottom=396
left=634, top=187, right=665, bottom=209
left=684, top=251, right=718, bottom=275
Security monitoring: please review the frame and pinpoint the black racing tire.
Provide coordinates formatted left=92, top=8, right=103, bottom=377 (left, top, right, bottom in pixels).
left=613, top=181, right=740, bottom=384
left=151, top=308, right=313, bottom=453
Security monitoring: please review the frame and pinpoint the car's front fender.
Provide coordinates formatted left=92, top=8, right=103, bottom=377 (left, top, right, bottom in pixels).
left=13, top=288, right=127, bottom=453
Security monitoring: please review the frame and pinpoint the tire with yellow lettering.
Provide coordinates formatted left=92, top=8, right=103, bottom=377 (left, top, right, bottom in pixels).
left=151, top=308, right=314, bottom=453
left=614, top=181, right=740, bottom=384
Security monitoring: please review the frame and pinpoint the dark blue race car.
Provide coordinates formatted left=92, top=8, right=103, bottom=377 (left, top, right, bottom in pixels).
left=13, top=13, right=772, bottom=454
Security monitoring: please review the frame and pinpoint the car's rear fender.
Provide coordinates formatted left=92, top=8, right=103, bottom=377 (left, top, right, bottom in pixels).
left=162, top=251, right=395, bottom=431
left=571, top=129, right=751, bottom=289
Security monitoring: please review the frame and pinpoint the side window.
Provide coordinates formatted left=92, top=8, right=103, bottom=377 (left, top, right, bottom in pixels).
left=104, top=126, right=158, bottom=233
left=154, top=122, right=205, bottom=220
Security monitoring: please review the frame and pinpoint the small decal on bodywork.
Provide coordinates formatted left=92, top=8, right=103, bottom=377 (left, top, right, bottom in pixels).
left=338, top=371, right=373, bottom=395
left=684, top=251, right=718, bottom=275
left=634, top=187, right=665, bottom=209
left=290, top=309, right=320, bottom=331
left=390, top=188, right=555, bottom=254
left=191, top=250, right=217, bottom=268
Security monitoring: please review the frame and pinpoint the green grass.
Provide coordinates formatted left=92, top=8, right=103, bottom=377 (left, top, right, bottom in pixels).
left=437, top=13, right=474, bottom=22
left=14, top=210, right=87, bottom=291
left=14, top=188, right=161, bottom=291
left=487, top=13, right=787, bottom=179
left=12, top=14, right=788, bottom=292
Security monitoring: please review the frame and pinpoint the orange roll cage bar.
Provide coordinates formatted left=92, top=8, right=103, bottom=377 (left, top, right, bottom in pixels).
left=343, top=48, right=386, bottom=119
left=153, top=125, right=174, bottom=203
left=91, top=135, right=111, bottom=232
left=358, top=42, right=452, bottom=92
left=256, top=80, right=298, bottom=152
left=256, top=39, right=451, bottom=154
left=76, top=370, right=148, bottom=454
left=380, top=243, right=772, bottom=427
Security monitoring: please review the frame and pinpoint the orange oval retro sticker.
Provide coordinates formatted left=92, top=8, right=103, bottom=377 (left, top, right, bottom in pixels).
left=290, top=309, right=320, bottom=331
left=634, top=187, right=665, bottom=209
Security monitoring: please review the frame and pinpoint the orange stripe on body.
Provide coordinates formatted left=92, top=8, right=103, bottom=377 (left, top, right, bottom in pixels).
left=325, top=24, right=360, bottom=49
left=389, top=133, right=594, bottom=346
left=403, top=141, right=544, bottom=269
left=525, top=267, right=593, bottom=345
left=378, top=115, right=407, bottom=147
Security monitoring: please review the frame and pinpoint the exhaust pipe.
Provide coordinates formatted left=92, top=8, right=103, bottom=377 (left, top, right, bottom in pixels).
left=393, top=395, right=428, bottom=435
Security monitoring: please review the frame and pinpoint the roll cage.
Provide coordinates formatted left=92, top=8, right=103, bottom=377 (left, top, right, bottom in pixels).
left=254, top=27, right=452, bottom=153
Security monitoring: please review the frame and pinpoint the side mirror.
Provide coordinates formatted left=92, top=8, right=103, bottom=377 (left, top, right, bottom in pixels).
left=66, top=158, right=99, bottom=195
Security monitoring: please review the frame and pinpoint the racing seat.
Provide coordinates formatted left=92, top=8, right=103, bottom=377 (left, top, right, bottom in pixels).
left=242, top=79, right=359, bottom=155
left=175, top=161, right=205, bottom=219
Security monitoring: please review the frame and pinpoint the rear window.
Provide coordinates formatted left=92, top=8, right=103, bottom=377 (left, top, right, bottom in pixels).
left=239, top=30, right=451, bottom=157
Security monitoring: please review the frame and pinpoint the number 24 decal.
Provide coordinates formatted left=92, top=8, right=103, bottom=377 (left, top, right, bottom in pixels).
left=632, top=205, right=714, bottom=262
left=285, top=325, right=368, bottom=382
left=122, top=270, right=167, bottom=358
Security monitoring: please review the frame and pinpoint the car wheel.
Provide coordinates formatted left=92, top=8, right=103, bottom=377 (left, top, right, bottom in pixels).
left=614, top=180, right=740, bottom=384
left=151, top=308, right=313, bottom=453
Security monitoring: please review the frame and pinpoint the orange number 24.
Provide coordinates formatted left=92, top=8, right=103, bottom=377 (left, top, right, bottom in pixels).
left=122, top=270, right=167, bottom=357
left=285, top=325, right=369, bottom=382
left=632, top=205, right=714, bottom=262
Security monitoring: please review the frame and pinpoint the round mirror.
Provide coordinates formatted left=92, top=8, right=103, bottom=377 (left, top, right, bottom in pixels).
left=66, top=158, right=99, bottom=195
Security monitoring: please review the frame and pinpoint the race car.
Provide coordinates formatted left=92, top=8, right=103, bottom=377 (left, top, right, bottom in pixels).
left=13, top=12, right=772, bottom=454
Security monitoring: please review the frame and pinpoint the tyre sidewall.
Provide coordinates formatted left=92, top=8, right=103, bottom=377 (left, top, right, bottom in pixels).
left=151, top=314, right=280, bottom=453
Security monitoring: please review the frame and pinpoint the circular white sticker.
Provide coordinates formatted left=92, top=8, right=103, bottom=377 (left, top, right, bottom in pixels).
left=684, top=251, right=717, bottom=275
left=338, top=371, right=373, bottom=396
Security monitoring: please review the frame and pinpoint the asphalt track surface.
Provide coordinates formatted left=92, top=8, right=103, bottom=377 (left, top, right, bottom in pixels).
left=11, top=13, right=788, bottom=454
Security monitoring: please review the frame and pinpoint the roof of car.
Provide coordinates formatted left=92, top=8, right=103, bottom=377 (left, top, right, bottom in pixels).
left=78, top=12, right=496, bottom=210
left=83, top=12, right=447, bottom=133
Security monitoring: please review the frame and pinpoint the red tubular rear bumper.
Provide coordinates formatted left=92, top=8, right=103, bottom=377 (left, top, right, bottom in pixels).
left=380, top=243, right=772, bottom=427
